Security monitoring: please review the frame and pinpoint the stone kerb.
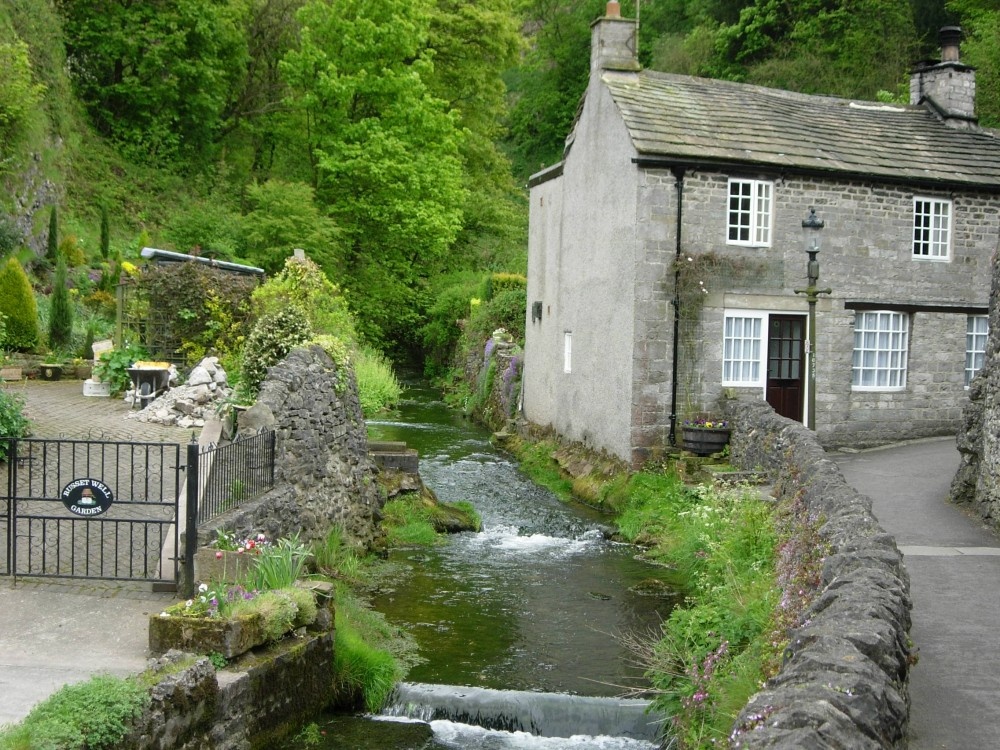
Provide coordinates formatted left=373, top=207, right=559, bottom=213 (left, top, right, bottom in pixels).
left=202, top=345, right=383, bottom=550
left=723, top=399, right=912, bottom=748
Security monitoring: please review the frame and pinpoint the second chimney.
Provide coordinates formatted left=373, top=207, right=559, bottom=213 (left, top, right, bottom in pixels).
left=910, top=26, right=977, bottom=128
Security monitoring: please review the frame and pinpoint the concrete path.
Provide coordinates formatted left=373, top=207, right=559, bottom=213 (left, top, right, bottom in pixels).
left=834, top=437, right=1000, bottom=750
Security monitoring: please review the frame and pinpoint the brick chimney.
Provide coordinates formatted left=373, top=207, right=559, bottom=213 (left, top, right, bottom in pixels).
left=590, top=1, right=639, bottom=74
left=910, top=26, right=977, bottom=128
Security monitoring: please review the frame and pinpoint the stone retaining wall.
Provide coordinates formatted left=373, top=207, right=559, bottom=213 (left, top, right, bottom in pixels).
left=205, top=345, right=383, bottom=549
left=122, top=632, right=334, bottom=750
left=723, top=399, right=912, bottom=748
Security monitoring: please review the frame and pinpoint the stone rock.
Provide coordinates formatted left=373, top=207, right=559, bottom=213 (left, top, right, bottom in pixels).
left=238, top=402, right=276, bottom=433
left=187, top=366, right=212, bottom=386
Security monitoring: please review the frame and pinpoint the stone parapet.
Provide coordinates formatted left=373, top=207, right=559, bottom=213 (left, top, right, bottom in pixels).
left=723, top=399, right=912, bottom=748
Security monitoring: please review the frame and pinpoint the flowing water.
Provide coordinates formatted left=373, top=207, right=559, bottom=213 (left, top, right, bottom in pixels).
left=292, top=383, right=675, bottom=749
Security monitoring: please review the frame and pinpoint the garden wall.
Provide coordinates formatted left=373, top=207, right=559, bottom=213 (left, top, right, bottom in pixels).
left=122, top=633, right=334, bottom=750
left=723, top=399, right=912, bottom=748
left=205, top=345, right=384, bottom=549
left=952, top=252, right=1000, bottom=526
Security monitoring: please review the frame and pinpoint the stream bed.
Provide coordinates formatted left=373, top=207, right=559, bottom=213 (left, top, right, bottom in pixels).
left=292, top=383, right=674, bottom=748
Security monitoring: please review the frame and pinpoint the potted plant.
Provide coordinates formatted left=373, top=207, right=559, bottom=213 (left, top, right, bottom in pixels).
left=680, top=416, right=731, bottom=456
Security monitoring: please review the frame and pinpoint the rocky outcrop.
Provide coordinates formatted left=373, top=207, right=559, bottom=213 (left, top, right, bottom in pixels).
left=202, top=345, right=383, bottom=549
left=723, top=400, right=912, bottom=749
left=952, top=252, right=1000, bottom=525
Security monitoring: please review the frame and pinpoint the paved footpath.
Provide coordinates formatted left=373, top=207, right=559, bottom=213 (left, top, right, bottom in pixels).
left=835, top=437, right=1000, bottom=750
left=1, top=380, right=189, bottom=726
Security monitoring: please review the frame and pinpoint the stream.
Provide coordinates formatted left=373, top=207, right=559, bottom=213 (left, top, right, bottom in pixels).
left=292, top=383, right=674, bottom=749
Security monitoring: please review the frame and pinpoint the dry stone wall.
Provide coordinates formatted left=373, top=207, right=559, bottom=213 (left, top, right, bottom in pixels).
left=205, top=345, right=383, bottom=549
left=952, top=253, right=1000, bottom=525
left=723, top=399, right=912, bottom=749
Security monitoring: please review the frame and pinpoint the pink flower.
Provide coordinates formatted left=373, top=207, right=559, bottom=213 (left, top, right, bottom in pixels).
left=215, top=551, right=223, bottom=559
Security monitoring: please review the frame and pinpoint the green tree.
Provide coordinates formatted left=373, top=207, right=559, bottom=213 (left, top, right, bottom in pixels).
left=281, top=0, right=466, bottom=350
left=241, top=179, right=343, bottom=275
left=948, top=0, right=1000, bottom=127
left=56, top=0, right=249, bottom=163
left=424, top=1, right=525, bottom=268
left=46, top=204, right=57, bottom=263
left=0, top=256, right=39, bottom=351
left=48, top=254, right=73, bottom=353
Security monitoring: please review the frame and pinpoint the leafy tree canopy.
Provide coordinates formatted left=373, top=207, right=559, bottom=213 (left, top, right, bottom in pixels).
left=281, top=0, right=466, bottom=350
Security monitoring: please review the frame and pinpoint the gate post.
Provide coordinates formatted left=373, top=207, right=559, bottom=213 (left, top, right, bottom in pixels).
left=183, top=435, right=199, bottom=598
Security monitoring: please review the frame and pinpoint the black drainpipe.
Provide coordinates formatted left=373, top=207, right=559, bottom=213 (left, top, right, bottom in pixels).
left=668, top=167, right=685, bottom=446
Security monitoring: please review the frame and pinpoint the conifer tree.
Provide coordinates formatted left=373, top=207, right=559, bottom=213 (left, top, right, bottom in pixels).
left=48, top=254, right=73, bottom=353
left=46, top=205, right=58, bottom=263
left=100, top=205, right=110, bottom=260
left=0, top=257, right=39, bottom=350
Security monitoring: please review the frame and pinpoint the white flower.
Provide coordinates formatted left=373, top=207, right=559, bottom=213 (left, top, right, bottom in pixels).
left=185, top=599, right=194, bottom=607
left=198, top=583, right=208, bottom=593
left=159, top=612, right=170, bottom=618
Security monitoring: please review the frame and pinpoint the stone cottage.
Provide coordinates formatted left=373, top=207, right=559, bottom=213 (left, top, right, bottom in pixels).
left=523, top=2, right=1000, bottom=467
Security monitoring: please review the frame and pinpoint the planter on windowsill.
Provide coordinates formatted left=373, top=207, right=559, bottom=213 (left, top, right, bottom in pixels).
left=681, top=426, right=731, bottom=456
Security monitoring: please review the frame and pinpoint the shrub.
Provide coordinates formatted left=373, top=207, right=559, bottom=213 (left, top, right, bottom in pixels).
left=59, top=235, right=86, bottom=267
left=239, top=306, right=313, bottom=398
left=0, top=257, right=39, bottom=350
left=93, top=342, right=149, bottom=396
left=251, top=255, right=357, bottom=344
left=48, top=255, right=74, bottom=353
left=1, top=674, right=149, bottom=750
left=354, top=345, right=401, bottom=416
left=419, top=276, right=479, bottom=377
left=0, top=389, right=30, bottom=460
left=140, top=261, right=258, bottom=367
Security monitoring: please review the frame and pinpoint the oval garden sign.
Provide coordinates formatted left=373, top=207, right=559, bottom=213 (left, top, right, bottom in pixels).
left=61, top=478, right=114, bottom=517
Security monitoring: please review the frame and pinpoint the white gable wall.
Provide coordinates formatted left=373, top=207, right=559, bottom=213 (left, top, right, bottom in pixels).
left=524, top=73, right=641, bottom=461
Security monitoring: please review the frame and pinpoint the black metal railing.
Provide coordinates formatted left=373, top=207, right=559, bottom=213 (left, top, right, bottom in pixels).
left=195, top=428, right=276, bottom=525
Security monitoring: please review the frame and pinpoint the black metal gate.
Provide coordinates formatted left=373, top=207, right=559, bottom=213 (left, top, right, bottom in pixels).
left=2, top=437, right=182, bottom=585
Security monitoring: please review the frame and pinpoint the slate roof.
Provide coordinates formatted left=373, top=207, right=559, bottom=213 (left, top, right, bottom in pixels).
left=602, top=70, right=1000, bottom=190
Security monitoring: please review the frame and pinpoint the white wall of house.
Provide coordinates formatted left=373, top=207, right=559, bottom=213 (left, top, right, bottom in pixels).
left=524, top=71, right=642, bottom=460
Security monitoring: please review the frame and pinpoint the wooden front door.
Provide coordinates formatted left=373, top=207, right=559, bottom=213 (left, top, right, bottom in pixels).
left=766, top=315, right=806, bottom=422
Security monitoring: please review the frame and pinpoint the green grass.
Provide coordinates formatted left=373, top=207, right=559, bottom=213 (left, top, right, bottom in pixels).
left=381, top=499, right=441, bottom=546
left=331, top=583, right=423, bottom=712
left=354, top=345, right=402, bottom=417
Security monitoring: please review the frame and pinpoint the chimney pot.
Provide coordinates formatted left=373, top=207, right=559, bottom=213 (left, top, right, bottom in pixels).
left=606, top=1, right=621, bottom=18
left=939, top=26, right=962, bottom=63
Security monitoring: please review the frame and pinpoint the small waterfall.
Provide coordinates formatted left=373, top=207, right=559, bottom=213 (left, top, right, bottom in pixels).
left=382, top=682, right=665, bottom=743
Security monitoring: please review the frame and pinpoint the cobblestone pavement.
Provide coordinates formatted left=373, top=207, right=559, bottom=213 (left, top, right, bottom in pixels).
left=11, top=379, right=192, bottom=443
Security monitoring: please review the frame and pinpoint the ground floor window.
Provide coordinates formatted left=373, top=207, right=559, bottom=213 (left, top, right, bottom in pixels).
left=722, top=314, right=763, bottom=385
left=852, top=311, right=909, bottom=389
left=966, top=315, right=989, bottom=387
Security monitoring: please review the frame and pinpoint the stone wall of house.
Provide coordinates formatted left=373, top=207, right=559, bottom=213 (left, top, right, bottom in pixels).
left=634, top=167, right=994, bottom=455
left=204, top=345, right=383, bottom=549
left=952, top=252, right=1000, bottom=525
left=122, top=633, right=334, bottom=749
left=722, top=398, right=912, bottom=748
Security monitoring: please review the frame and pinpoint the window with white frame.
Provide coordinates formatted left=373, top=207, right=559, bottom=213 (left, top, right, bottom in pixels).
left=852, top=311, right=909, bottom=389
left=913, top=197, right=951, bottom=259
left=722, top=314, right=764, bottom=384
left=966, top=315, right=989, bottom=387
left=727, top=179, right=772, bottom=246
left=563, top=331, right=572, bottom=374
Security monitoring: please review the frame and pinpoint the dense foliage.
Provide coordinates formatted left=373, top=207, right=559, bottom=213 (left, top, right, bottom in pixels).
left=47, top=254, right=73, bottom=353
